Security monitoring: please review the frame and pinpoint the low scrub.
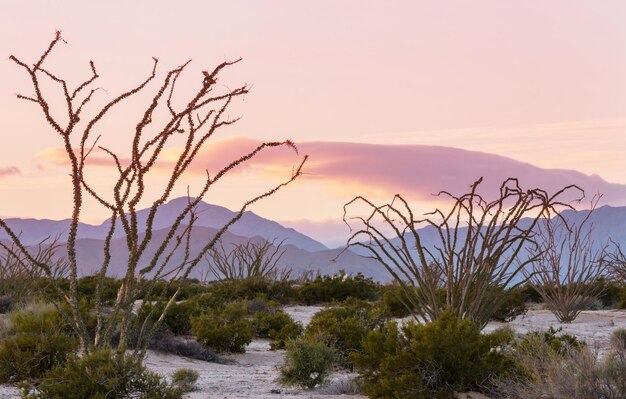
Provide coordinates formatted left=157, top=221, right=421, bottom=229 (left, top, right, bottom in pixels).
left=22, top=349, right=185, bottom=399
left=191, top=301, right=253, bottom=353
left=493, top=328, right=626, bottom=399
left=279, top=336, right=339, bottom=389
left=171, top=368, right=200, bottom=393
left=490, top=286, right=528, bottom=322
left=304, top=298, right=385, bottom=366
left=208, top=277, right=297, bottom=304
left=252, top=308, right=303, bottom=350
left=515, top=326, right=585, bottom=356
left=296, top=271, right=380, bottom=305
left=0, top=303, right=77, bottom=383
left=351, top=311, right=518, bottom=399
left=377, top=283, right=413, bottom=318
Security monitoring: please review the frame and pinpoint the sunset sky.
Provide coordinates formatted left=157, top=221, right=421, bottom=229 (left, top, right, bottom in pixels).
left=1, top=1, right=625, bottom=246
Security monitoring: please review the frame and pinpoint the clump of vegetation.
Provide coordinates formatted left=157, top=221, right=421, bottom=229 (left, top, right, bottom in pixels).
left=279, top=336, right=339, bottom=389
left=516, top=326, right=585, bottom=355
left=191, top=301, right=253, bottom=353
left=22, top=349, right=185, bottom=399
left=350, top=311, right=518, bottom=399
left=377, top=283, right=413, bottom=318
left=208, top=277, right=298, bottom=304
left=490, top=286, right=528, bottom=322
left=252, top=309, right=303, bottom=350
left=610, top=327, right=626, bottom=350
left=0, top=304, right=77, bottom=383
left=171, top=368, right=200, bottom=393
left=0, top=295, right=14, bottom=314
left=493, top=327, right=626, bottom=399
left=305, top=298, right=384, bottom=366
left=297, top=271, right=380, bottom=305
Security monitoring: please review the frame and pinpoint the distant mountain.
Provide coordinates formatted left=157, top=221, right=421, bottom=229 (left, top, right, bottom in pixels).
left=70, top=225, right=388, bottom=280
left=2, top=201, right=625, bottom=282
left=0, top=198, right=327, bottom=252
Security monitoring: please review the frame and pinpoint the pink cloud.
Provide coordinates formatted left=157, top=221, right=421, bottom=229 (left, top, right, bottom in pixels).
left=34, top=137, right=626, bottom=206
left=193, top=139, right=626, bottom=205
left=34, top=137, right=299, bottom=177
left=0, top=166, right=20, bottom=178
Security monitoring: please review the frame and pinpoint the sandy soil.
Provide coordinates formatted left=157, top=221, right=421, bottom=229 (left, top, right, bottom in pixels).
left=1, top=306, right=625, bottom=398
left=144, top=305, right=364, bottom=399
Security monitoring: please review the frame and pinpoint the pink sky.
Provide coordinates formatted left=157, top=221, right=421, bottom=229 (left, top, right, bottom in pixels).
left=1, top=1, right=625, bottom=246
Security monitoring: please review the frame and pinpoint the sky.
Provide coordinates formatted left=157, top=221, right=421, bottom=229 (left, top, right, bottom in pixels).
left=0, top=1, right=625, bottom=247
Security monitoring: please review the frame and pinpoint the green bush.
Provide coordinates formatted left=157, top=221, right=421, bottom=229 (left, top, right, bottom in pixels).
left=516, top=326, right=585, bottom=355
left=253, top=309, right=303, bottom=350
left=518, top=283, right=543, bottom=303
left=350, top=310, right=518, bottom=399
left=490, top=286, right=528, bottom=322
left=378, top=284, right=413, bottom=318
left=208, top=277, right=297, bottom=304
left=22, top=349, right=184, bottom=399
left=305, top=298, right=384, bottom=366
left=191, top=301, right=253, bottom=353
left=142, top=300, right=200, bottom=337
left=76, top=276, right=121, bottom=305
left=171, top=368, right=199, bottom=393
left=296, top=271, right=380, bottom=305
left=136, top=292, right=227, bottom=337
left=0, top=304, right=77, bottom=383
left=618, top=287, right=626, bottom=309
left=279, top=336, right=339, bottom=389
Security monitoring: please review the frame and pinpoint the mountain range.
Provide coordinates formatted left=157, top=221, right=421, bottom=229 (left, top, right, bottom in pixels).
left=1, top=198, right=625, bottom=282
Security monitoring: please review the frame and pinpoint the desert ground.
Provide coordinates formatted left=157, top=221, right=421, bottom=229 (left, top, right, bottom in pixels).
left=0, top=305, right=625, bottom=399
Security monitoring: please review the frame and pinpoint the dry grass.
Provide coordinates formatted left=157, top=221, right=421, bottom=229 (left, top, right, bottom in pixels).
left=493, top=329, right=626, bottom=399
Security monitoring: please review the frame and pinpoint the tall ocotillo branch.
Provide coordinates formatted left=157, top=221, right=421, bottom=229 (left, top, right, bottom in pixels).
left=2, top=32, right=307, bottom=352
left=343, top=177, right=583, bottom=328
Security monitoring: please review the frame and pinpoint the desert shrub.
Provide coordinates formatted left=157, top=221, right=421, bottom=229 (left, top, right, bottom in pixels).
left=253, top=309, right=303, bottom=350
left=0, top=295, right=14, bottom=313
left=490, top=286, right=528, bottom=322
left=593, top=278, right=624, bottom=308
left=246, top=295, right=280, bottom=314
left=171, top=368, right=199, bottom=393
left=305, top=298, right=385, bottom=366
left=516, top=326, right=585, bottom=356
left=22, top=349, right=184, bottom=399
left=139, top=279, right=208, bottom=301
left=143, top=300, right=200, bottom=336
left=208, top=277, right=297, bottom=304
left=0, top=304, right=77, bottom=383
left=378, top=283, right=412, bottom=318
left=611, top=328, right=626, bottom=350
left=114, top=318, right=219, bottom=362
left=518, top=283, right=543, bottom=303
left=351, top=310, right=518, bottom=399
left=279, top=336, right=339, bottom=389
left=494, top=327, right=626, bottom=399
left=136, top=291, right=227, bottom=337
left=616, top=286, right=626, bottom=309
left=76, top=276, right=121, bottom=305
left=191, top=301, right=253, bottom=353
left=296, top=271, right=380, bottom=305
